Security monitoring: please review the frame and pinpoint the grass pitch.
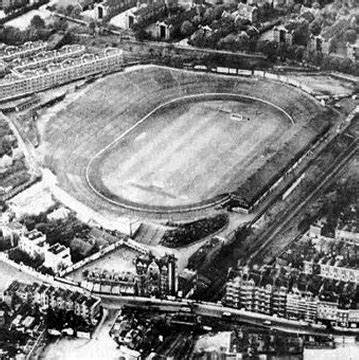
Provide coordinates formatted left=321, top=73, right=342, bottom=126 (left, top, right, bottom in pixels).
left=95, top=97, right=291, bottom=208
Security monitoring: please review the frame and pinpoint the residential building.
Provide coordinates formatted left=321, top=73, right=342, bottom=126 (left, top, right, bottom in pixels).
left=273, top=0, right=294, bottom=7
left=247, top=0, right=293, bottom=7
left=319, top=264, right=359, bottom=284
left=225, top=276, right=241, bottom=309
left=43, top=243, right=73, bottom=272
left=335, top=225, right=359, bottom=245
left=308, top=19, right=351, bottom=55
left=11, top=45, right=85, bottom=72
left=271, top=286, right=287, bottom=317
left=308, top=221, right=323, bottom=238
left=4, top=281, right=101, bottom=324
left=95, top=0, right=137, bottom=20
left=317, top=301, right=339, bottom=322
left=273, top=26, right=293, bottom=46
left=239, top=278, right=256, bottom=311
left=337, top=309, right=349, bottom=327
left=0, top=47, right=123, bottom=101
left=286, top=290, right=318, bottom=322
left=234, top=3, right=258, bottom=23
left=147, top=21, right=173, bottom=40
left=124, top=0, right=169, bottom=29
left=348, top=309, right=359, bottom=325
left=224, top=275, right=274, bottom=315
left=347, top=40, right=359, bottom=62
left=253, top=284, right=272, bottom=314
left=19, top=230, right=72, bottom=273
left=0, top=310, right=4, bottom=326
left=134, top=253, right=178, bottom=297
left=18, top=229, right=47, bottom=258
left=0, top=41, right=47, bottom=62
left=85, top=269, right=137, bottom=295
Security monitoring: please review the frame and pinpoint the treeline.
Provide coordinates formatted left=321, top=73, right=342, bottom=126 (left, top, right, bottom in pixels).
left=0, top=0, right=49, bottom=25
left=161, top=213, right=228, bottom=248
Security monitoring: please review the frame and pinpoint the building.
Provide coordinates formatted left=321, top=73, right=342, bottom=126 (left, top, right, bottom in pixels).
left=308, top=221, right=324, bottom=238
left=95, top=0, right=137, bottom=20
left=147, top=21, right=173, bottom=40
left=319, top=263, right=359, bottom=284
left=124, top=0, right=169, bottom=29
left=19, top=229, right=47, bottom=258
left=286, top=290, right=318, bottom=322
left=11, top=45, right=85, bottom=72
left=0, top=310, right=5, bottom=326
left=0, top=41, right=47, bottom=62
left=308, top=19, right=351, bottom=54
left=272, top=0, right=294, bottom=7
left=347, top=40, right=359, bottom=62
left=43, top=243, right=73, bottom=272
left=225, top=276, right=241, bottom=309
left=224, top=274, right=276, bottom=315
left=0, top=46, right=123, bottom=101
left=252, top=284, right=272, bottom=315
left=18, top=230, right=72, bottom=273
left=316, top=301, right=339, bottom=322
left=247, top=0, right=293, bottom=7
left=335, top=225, right=359, bottom=245
left=4, top=281, right=101, bottom=324
left=272, top=26, right=293, bottom=46
left=134, top=253, right=178, bottom=297
left=271, top=286, right=287, bottom=317
left=348, top=309, right=359, bottom=326
left=336, top=309, right=349, bottom=327
left=234, top=3, right=258, bottom=23
left=85, top=269, right=137, bottom=295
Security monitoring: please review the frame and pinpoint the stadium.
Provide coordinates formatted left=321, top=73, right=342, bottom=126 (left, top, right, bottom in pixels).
left=41, top=65, right=330, bottom=217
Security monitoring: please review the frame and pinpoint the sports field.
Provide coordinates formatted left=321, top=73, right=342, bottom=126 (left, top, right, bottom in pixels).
left=94, top=96, right=291, bottom=208
left=39, top=65, right=330, bottom=217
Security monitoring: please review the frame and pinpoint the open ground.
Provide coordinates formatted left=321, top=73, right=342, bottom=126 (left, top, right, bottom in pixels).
left=66, top=245, right=138, bottom=283
left=0, top=260, right=38, bottom=293
left=285, top=73, right=357, bottom=97
left=39, top=65, right=328, bottom=219
left=92, top=95, right=292, bottom=209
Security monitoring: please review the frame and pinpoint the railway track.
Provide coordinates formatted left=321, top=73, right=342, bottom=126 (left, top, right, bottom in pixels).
left=248, top=139, right=358, bottom=264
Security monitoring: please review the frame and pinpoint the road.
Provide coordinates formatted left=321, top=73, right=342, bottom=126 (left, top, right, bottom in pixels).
left=99, top=294, right=359, bottom=337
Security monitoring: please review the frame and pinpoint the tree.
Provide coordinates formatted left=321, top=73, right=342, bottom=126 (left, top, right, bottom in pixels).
left=293, top=22, right=310, bottom=46
left=88, top=21, right=96, bottom=36
left=213, top=5, right=224, bottom=20
left=180, top=20, right=194, bottom=37
left=30, top=15, right=45, bottom=29
left=234, top=17, right=250, bottom=31
left=309, top=21, right=321, bottom=36
left=192, top=15, right=202, bottom=27
left=203, top=8, right=214, bottom=24
left=71, top=6, right=81, bottom=19
left=52, top=17, right=68, bottom=32
left=343, top=29, right=357, bottom=44
left=294, top=45, right=305, bottom=61
left=65, top=4, right=73, bottom=16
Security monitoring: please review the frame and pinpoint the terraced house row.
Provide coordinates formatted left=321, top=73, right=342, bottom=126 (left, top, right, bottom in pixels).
left=0, top=44, right=124, bottom=101
left=2, top=281, right=101, bottom=325
left=224, top=274, right=359, bottom=328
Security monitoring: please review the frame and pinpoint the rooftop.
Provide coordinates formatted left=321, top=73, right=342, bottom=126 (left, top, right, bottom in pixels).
left=26, top=229, right=45, bottom=241
left=48, top=243, right=67, bottom=255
